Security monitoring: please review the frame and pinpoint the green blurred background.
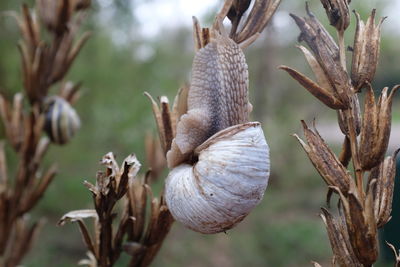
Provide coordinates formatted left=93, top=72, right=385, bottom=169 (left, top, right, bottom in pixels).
left=0, top=0, right=399, bottom=266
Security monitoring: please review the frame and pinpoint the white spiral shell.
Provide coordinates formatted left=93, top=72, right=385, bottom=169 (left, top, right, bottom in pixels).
left=164, top=29, right=270, bottom=234
left=44, top=96, right=80, bottom=144
left=165, top=122, right=270, bottom=234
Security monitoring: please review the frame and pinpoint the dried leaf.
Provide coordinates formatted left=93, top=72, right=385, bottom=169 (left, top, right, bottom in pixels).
left=58, top=209, right=98, bottom=226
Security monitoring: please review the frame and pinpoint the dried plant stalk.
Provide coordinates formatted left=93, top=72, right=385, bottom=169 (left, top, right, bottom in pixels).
left=281, top=1, right=399, bottom=266
left=0, top=0, right=90, bottom=265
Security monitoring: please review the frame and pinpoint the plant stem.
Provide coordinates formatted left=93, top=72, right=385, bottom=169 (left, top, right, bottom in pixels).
left=337, top=30, right=347, bottom=72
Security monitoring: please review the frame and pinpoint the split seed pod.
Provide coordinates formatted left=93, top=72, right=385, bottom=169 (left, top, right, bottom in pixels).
left=44, top=96, right=80, bottom=144
left=165, top=26, right=270, bottom=234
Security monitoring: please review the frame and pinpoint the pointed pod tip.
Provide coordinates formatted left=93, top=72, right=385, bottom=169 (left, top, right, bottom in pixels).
left=389, top=84, right=400, bottom=98
left=289, top=13, right=304, bottom=24
left=300, top=120, right=309, bottom=129
left=277, top=64, right=289, bottom=70
left=320, top=207, right=330, bottom=215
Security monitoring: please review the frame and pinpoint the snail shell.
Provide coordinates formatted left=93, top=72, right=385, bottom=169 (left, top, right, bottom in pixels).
left=165, top=122, right=269, bottom=234
left=44, top=96, right=80, bottom=144
left=165, top=30, right=270, bottom=234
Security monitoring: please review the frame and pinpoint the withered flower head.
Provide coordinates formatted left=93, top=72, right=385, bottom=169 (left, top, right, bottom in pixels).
left=351, top=10, right=386, bottom=92
left=359, top=84, right=399, bottom=170
left=280, top=4, right=352, bottom=109
left=320, top=0, right=350, bottom=31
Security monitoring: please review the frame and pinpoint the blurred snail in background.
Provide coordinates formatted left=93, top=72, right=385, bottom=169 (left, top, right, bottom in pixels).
left=43, top=96, right=80, bottom=145
left=164, top=23, right=270, bottom=234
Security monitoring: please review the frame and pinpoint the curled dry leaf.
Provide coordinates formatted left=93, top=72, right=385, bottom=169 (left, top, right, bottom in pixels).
left=58, top=209, right=98, bottom=226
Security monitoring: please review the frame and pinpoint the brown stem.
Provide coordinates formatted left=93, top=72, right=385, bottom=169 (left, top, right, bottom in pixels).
left=99, top=213, right=113, bottom=267
left=345, top=107, right=364, bottom=199
left=337, top=30, right=347, bottom=72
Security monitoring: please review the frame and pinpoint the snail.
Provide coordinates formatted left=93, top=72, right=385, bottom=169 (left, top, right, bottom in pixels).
left=43, top=96, right=80, bottom=144
left=164, top=25, right=270, bottom=234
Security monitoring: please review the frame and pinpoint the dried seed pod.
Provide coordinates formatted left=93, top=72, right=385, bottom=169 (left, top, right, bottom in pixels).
left=165, top=27, right=270, bottom=234
left=359, top=85, right=399, bottom=170
left=320, top=208, right=362, bottom=267
left=335, top=185, right=379, bottom=266
left=293, top=121, right=351, bottom=194
left=43, top=96, right=80, bottom=144
left=320, top=0, right=350, bottom=31
left=368, top=149, right=399, bottom=228
left=351, top=10, right=385, bottom=92
left=227, top=0, right=251, bottom=22
left=37, top=0, right=91, bottom=34
left=289, top=5, right=352, bottom=108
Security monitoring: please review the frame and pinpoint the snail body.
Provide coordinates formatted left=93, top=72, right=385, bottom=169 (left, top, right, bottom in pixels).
left=165, top=29, right=270, bottom=234
left=44, top=96, right=80, bottom=144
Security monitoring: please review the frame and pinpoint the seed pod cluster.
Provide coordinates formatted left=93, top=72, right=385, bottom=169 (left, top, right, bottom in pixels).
left=283, top=1, right=399, bottom=265
left=44, top=96, right=80, bottom=145
left=279, top=5, right=354, bottom=110
left=288, top=6, right=352, bottom=108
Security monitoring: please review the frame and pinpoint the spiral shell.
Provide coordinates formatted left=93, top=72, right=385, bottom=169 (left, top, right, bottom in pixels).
left=164, top=28, right=270, bottom=234
left=165, top=122, right=269, bottom=234
left=44, top=96, right=80, bottom=144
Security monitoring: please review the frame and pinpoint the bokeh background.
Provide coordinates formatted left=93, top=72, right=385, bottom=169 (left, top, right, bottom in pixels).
left=0, top=0, right=399, bottom=266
